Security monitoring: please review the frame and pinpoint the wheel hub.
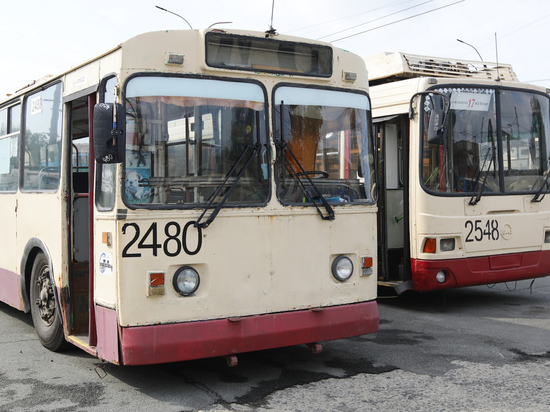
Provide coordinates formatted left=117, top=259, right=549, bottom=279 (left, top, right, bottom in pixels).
left=35, top=267, right=55, bottom=326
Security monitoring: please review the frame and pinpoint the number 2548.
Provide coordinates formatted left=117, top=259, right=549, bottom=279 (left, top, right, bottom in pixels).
left=465, top=219, right=499, bottom=242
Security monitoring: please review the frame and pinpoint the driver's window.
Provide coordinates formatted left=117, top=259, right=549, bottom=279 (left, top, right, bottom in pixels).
left=22, top=82, right=63, bottom=191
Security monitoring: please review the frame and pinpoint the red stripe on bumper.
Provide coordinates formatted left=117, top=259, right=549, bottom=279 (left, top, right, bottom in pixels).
left=119, top=301, right=379, bottom=365
left=412, top=250, right=550, bottom=291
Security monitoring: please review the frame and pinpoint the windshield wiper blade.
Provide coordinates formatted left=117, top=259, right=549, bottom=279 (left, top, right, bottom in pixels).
left=532, top=164, right=550, bottom=202
left=277, top=140, right=335, bottom=221
left=469, top=119, right=496, bottom=206
left=277, top=100, right=334, bottom=221
left=469, top=147, right=494, bottom=206
left=195, top=142, right=261, bottom=229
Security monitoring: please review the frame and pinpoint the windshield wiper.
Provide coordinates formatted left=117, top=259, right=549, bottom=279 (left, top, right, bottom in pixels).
left=469, top=147, right=494, bottom=206
left=277, top=101, right=334, bottom=221
left=195, top=142, right=261, bottom=229
left=277, top=140, right=335, bottom=221
left=469, top=119, right=496, bottom=206
left=532, top=162, right=550, bottom=202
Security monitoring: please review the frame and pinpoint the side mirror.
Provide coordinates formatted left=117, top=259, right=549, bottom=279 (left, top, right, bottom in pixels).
left=427, top=94, right=448, bottom=144
left=93, top=103, right=124, bottom=163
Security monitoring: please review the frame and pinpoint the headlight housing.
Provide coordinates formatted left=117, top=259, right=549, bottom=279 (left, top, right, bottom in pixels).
left=440, top=238, right=456, bottom=252
left=331, top=256, right=354, bottom=282
left=172, top=266, right=200, bottom=296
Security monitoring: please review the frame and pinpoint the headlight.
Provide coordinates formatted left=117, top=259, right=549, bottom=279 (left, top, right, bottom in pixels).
left=331, top=256, right=354, bottom=282
left=172, top=266, right=200, bottom=296
left=440, top=238, right=455, bottom=252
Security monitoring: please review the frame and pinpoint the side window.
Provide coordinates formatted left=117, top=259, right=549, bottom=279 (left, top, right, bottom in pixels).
left=0, top=108, right=6, bottom=136
left=103, top=77, right=117, bottom=104
left=0, top=104, right=21, bottom=192
left=23, top=83, right=63, bottom=191
left=96, top=76, right=118, bottom=210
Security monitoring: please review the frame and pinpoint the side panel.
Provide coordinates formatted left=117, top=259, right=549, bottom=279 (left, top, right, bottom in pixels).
left=93, top=216, right=118, bottom=308
left=0, top=194, right=21, bottom=309
left=95, top=305, right=119, bottom=364
left=16, top=194, right=65, bottom=295
left=0, top=268, right=23, bottom=310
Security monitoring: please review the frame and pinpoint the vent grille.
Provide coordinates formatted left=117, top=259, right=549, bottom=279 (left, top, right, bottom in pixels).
left=402, top=53, right=518, bottom=82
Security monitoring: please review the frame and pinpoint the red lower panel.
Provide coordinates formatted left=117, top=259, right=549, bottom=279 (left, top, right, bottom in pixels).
left=412, top=250, right=550, bottom=291
left=119, top=301, right=379, bottom=366
left=95, top=305, right=119, bottom=364
left=0, top=267, right=25, bottom=311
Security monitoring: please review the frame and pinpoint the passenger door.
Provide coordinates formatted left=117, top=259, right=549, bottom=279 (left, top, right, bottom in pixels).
left=68, top=93, right=95, bottom=342
left=375, top=114, right=410, bottom=290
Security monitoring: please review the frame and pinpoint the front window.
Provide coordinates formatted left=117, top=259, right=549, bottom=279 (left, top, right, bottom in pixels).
left=274, top=86, right=375, bottom=205
left=124, top=76, right=268, bottom=207
left=422, top=87, right=550, bottom=195
left=500, top=90, right=549, bottom=192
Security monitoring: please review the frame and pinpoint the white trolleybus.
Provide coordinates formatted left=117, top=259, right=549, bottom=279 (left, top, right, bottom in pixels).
left=0, top=29, right=378, bottom=365
left=366, top=52, right=550, bottom=293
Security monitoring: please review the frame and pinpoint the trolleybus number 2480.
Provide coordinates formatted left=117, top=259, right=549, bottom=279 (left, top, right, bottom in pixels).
left=121, top=222, right=203, bottom=258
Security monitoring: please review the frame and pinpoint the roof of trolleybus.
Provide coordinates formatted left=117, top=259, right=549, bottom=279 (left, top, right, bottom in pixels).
left=365, top=52, right=550, bottom=117
left=365, top=51, right=519, bottom=84
left=2, top=28, right=369, bottom=104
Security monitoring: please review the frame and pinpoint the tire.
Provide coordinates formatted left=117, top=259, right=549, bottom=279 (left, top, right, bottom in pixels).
left=29, top=252, right=68, bottom=351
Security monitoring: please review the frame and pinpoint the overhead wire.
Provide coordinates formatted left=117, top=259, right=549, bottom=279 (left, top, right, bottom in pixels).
left=328, top=0, right=465, bottom=43
left=286, top=0, right=420, bottom=37
left=317, top=0, right=435, bottom=40
left=461, top=13, right=550, bottom=60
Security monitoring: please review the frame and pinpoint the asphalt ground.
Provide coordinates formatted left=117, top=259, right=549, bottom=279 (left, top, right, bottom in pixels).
left=1, top=276, right=549, bottom=411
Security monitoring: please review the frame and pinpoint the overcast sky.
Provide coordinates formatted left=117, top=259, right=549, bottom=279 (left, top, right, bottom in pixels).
left=1, top=0, right=549, bottom=98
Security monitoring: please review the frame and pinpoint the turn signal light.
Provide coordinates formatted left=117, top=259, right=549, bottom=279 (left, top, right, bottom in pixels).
left=423, top=238, right=437, bottom=253
left=362, top=256, right=373, bottom=276
left=147, top=271, right=165, bottom=296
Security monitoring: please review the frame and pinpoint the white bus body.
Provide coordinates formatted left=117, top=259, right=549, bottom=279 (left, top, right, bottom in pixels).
left=0, top=29, right=378, bottom=365
left=367, top=52, right=550, bottom=292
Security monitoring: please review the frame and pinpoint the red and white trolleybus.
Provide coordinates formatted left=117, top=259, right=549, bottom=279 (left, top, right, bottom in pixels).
left=367, top=52, right=550, bottom=293
left=0, top=28, right=378, bottom=365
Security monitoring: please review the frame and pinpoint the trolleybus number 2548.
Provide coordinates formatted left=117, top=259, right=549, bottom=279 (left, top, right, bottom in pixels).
left=464, top=219, right=500, bottom=242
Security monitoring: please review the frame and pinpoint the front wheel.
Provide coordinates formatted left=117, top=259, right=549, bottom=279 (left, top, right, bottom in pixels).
left=29, top=253, right=68, bottom=351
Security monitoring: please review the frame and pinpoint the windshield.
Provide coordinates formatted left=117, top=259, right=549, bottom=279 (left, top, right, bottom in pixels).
left=422, top=87, right=550, bottom=195
left=274, top=86, right=375, bottom=205
left=124, top=76, right=269, bottom=207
